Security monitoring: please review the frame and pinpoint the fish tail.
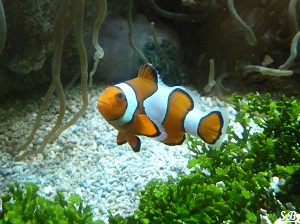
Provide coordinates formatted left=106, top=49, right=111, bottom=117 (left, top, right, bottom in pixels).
left=184, top=108, right=229, bottom=148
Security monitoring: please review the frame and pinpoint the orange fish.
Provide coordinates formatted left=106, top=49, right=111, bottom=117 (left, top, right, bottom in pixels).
left=97, top=63, right=229, bottom=152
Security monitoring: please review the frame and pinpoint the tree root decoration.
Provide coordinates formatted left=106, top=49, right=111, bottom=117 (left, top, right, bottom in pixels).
left=50, top=0, right=89, bottom=142
left=127, top=0, right=148, bottom=64
left=15, top=0, right=107, bottom=161
left=148, top=0, right=205, bottom=22
left=279, top=31, right=300, bottom=70
left=227, top=0, right=257, bottom=46
left=243, top=65, right=293, bottom=76
left=213, top=83, right=233, bottom=105
left=89, top=0, right=106, bottom=87
left=288, top=0, right=299, bottom=36
left=15, top=83, right=56, bottom=159
left=203, top=59, right=216, bottom=93
left=182, top=0, right=211, bottom=10
left=216, top=73, right=232, bottom=93
left=150, top=22, right=174, bottom=66
left=15, top=0, right=70, bottom=161
left=203, top=59, right=233, bottom=104
left=279, top=0, right=299, bottom=71
left=0, top=0, right=6, bottom=54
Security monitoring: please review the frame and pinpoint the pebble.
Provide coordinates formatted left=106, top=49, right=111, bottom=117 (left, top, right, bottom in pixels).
left=0, top=169, right=12, bottom=176
left=0, top=84, right=236, bottom=223
left=12, top=165, right=23, bottom=174
left=114, top=186, right=126, bottom=192
left=107, top=196, right=115, bottom=203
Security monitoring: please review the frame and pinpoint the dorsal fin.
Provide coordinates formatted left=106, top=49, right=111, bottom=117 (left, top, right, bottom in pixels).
left=137, top=63, right=158, bottom=83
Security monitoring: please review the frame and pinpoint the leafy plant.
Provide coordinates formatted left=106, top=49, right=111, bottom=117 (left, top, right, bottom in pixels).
left=229, top=93, right=300, bottom=210
left=0, top=180, right=104, bottom=224
left=185, top=93, right=300, bottom=221
left=230, top=93, right=300, bottom=172
left=3, top=93, right=299, bottom=223
left=109, top=93, right=300, bottom=223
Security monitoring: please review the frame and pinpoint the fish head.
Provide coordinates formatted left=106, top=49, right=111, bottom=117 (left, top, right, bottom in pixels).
left=97, top=86, right=127, bottom=121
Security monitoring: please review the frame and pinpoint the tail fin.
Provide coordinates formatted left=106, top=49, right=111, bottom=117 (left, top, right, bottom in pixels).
left=197, top=108, right=229, bottom=148
left=184, top=108, right=229, bottom=147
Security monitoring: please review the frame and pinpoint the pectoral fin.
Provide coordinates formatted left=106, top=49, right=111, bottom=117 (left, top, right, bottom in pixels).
left=136, top=114, right=160, bottom=137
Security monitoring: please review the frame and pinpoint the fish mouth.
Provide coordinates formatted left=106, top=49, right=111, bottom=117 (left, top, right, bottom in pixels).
left=97, top=100, right=112, bottom=114
left=98, top=100, right=109, bottom=107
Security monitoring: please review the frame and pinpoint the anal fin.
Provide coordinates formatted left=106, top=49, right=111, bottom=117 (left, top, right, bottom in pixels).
left=162, top=134, right=186, bottom=146
left=126, top=134, right=141, bottom=152
left=117, top=131, right=127, bottom=145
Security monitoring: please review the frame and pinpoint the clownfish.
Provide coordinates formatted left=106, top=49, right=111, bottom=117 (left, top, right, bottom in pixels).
left=97, top=63, right=229, bottom=152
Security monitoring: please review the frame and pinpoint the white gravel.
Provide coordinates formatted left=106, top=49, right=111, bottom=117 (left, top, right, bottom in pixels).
left=0, top=83, right=236, bottom=223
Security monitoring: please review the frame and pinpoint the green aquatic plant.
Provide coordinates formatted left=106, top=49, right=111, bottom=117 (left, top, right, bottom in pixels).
left=15, top=0, right=106, bottom=161
left=0, top=0, right=6, bottom=55
left=229, top=93, right=300, bottom=170
left=188, top=93, right=300, bottom=219
left=230, top=93, right=300, bottom=210
left=109, top=92, right=300, bottom=223
left=110, top=174, right=234, bottom=224
left=108, top=172, right=269, bottom=223
left=0, top=181, right=104, bottom=224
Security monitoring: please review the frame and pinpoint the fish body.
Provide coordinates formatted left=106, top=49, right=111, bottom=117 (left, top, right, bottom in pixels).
left=97, top=63, right=229, bottom=152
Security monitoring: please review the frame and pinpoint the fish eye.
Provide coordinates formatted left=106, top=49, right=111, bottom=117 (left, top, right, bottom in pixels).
left=116, top=92, right=125, bottom=100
